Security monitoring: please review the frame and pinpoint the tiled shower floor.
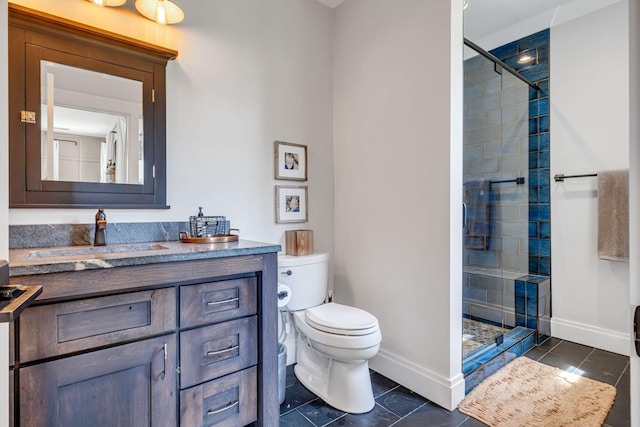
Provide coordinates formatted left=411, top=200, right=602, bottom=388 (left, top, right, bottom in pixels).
left=462, top=318, right=509, bottom=358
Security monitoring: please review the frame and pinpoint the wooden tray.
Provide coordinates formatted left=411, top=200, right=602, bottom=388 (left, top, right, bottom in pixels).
left=179, top=230, right=239, bottom=244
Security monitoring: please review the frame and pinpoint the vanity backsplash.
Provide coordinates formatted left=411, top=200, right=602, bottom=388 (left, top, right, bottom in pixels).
left=9, top=222, right=189, bottom=249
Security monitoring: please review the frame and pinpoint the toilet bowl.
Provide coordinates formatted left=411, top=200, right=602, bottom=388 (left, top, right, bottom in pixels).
left=278, top=253, right=382, bottom=414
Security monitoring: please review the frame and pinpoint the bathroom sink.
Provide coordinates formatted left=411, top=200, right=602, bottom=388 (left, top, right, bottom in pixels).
left=26, top=243, right=170, bottom=259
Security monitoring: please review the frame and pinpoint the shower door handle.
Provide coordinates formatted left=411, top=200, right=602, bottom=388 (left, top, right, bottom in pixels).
left=462, top=203, right=467, bottom=229
left=634, top=306, right=640, bottom=357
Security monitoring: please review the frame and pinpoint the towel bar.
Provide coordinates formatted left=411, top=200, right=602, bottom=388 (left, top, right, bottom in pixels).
left=554, top=173, right=597, bottom=182
left=490, top=177, right=525, bottom=185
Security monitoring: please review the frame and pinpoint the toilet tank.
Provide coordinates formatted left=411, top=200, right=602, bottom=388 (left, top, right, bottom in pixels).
left=278, top=252, right=329, bottom=311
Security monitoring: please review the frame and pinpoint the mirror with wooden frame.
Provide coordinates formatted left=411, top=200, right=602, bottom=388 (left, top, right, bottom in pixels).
left=8, top=4, right=177, bottom=208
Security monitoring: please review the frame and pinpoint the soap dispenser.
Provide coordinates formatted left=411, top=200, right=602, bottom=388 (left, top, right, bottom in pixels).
left=94, top=209, right=107, bottom=246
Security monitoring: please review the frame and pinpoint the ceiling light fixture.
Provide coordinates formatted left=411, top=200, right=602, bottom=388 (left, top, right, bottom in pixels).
left=517, top=54, right=535, bottom=65
left=88, top=0, right=126, bottom=6
left=135, top=0, right=185, bottom=25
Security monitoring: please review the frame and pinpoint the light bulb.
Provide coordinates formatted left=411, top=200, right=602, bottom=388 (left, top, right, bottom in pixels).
left=156, top=0, right=167, bottom=25
left=135, top=0, right=184, bottom=25
left=87, top=0, right=127, bottom=6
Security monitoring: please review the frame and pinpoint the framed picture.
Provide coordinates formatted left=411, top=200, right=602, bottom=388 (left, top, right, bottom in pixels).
left=274, top=141, right=307, bottom=181
left=275, top=185, right=308, bottom=223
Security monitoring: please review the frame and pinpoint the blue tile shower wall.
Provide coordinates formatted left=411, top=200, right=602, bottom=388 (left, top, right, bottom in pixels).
left=491, top=29, right=551, bottom=276
left=462, top=272, right=516, bottom=327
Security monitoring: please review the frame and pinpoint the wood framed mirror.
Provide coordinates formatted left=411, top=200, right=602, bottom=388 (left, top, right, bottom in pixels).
left=8, top=4, right=177, bottom=208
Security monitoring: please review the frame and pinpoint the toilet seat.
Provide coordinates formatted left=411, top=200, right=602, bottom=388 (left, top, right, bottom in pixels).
left=305, top=303, right=379, bottom=336
left=293, top=310, right=381, bottom=350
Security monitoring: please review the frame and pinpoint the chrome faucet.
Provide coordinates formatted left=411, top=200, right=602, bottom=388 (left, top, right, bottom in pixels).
left=94, top=209, right=107, bottom=246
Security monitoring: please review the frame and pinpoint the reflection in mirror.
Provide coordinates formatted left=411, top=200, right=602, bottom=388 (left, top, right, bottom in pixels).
left=40, top=61, right=143, bottom=185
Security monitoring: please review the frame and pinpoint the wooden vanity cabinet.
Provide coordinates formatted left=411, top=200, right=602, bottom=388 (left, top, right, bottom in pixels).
left=16, top=289, right=177, bottom=427
left=11, top=252, right=279, bottom=427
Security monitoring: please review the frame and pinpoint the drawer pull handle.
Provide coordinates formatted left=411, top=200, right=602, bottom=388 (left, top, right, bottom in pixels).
left=160, top=343, right=167, bottom=380
left=207, top=400, right=239, bottom=416
left=206, top=297, right=239, bottom=306
left=207, top=345, right=239, bottom=356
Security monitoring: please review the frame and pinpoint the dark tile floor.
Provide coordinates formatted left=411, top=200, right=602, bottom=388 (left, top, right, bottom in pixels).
left=279, top=337, right=630, bottom=427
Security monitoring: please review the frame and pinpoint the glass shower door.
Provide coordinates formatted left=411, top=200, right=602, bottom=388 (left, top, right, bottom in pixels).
left=462, top=44, right=530, bottom=360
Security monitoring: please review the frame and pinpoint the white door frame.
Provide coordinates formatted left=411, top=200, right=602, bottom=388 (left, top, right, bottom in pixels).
left=628, top=1, right=639, bottom=426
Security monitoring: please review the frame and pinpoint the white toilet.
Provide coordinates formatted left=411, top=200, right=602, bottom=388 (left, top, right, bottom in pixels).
left=278, top=252, right=382, bottom=414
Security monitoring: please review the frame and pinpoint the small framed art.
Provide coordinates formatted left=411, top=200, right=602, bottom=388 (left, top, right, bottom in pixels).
left=274, top=141, right=307, bottom=181
left=275, top=185, right=308, bottom=223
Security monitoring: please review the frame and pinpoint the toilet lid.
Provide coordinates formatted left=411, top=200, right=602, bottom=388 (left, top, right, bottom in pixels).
left=305, top=303, right=379, bottom=336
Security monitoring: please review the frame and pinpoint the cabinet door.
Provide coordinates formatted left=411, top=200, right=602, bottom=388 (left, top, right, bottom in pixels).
left=20, top=335, right=177, bottom=427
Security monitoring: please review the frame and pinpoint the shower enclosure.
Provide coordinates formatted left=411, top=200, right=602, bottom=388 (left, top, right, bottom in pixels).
left=462, top=39, right=536, bottom=361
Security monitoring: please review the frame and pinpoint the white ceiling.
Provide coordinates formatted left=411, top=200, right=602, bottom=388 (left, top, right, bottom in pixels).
left=465, top=0, right=574, bottom=40
left=315, top=0, right=621, bottom=46
left=314, top=0, right=577, bottom=15
left=463, top=0, right=622, bottom=42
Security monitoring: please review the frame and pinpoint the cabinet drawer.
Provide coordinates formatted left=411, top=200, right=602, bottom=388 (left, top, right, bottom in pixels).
left=180, top=278, right=257, bottom=329
left=180, top=316, right=257, bottom=389
left=180, top=367, right=257, bottom=427
left=19, top=287, right=176, bottom=363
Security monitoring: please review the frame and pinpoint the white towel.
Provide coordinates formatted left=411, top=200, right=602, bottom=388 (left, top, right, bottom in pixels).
left=597, top=170, right=629, bottom=262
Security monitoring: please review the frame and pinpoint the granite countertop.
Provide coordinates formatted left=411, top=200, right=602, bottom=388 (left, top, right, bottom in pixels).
left=9, top=240, right=281, bottom=276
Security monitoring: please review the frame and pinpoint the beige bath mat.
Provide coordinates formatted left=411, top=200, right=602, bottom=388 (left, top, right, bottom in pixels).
left=459, top=357, right=616, bottom=427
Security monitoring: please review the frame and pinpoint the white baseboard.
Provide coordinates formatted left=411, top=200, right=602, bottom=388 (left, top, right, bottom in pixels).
left=369, top=348, right=465, bottom=411
left=550, top=317, right=630, bottom=356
